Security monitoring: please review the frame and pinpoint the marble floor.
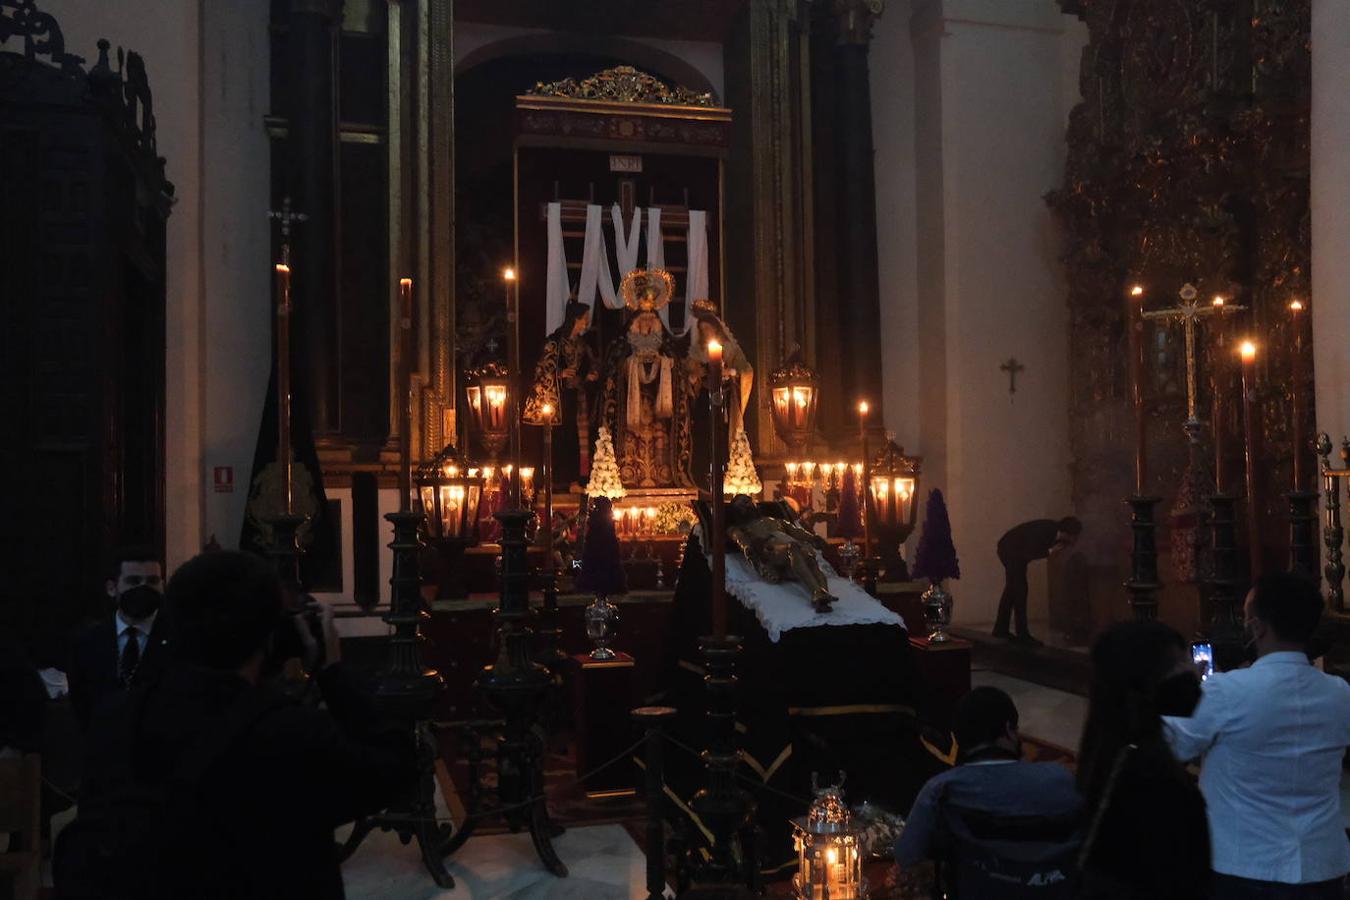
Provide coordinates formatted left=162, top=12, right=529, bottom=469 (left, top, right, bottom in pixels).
left=971, top=667, right=1088, bottom=751
left=341, top=796, right=664, bottom=900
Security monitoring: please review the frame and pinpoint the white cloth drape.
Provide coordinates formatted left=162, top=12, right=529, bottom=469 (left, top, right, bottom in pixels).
left=686, top=209, right=709, bottom=306
left=612, top=203, right=642, bottom=277
left=544, top=202, right=573, bottom=337
left=577, top=204, right=625, bottom=312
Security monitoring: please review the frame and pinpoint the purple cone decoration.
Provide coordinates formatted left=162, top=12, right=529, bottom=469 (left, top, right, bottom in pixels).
left=836, top=465, right=863, bottom=539
left=577, top=496, right=628, bottom=596
left=912, top=489, right=960, bottom=582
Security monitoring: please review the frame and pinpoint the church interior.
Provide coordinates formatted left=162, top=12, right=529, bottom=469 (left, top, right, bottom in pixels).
left=3, top=0, right=1349, bottom=897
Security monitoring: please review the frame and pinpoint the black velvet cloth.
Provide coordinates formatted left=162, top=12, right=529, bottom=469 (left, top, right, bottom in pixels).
left=661, top=533, right=949, bottom=871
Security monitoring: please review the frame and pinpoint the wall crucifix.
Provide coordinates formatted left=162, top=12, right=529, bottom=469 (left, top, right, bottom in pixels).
left=1000, top=357, right=1025, bottom=397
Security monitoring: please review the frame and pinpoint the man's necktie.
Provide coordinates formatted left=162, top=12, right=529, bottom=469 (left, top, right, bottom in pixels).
left=120, top=630, right=141, bottom=686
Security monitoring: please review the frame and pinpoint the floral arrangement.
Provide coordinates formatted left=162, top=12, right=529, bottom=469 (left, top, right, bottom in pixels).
left=586, top=426, right=626, bottom=500
left=723, top=427, right=763, bottom=495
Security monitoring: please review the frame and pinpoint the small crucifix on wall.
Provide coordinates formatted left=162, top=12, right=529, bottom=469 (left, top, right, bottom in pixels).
left=1000, top=357, right=1025, bottom=399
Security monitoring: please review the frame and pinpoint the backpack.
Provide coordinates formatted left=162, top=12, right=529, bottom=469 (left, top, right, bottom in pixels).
left=53, top=680, right=285, bottom=899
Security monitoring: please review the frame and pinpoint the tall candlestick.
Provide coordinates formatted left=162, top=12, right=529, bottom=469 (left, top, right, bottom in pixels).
left=708, top=338, right=727, bottom=637
left=859, top=400, right=872, bottom=566
left=541, top=402, right=555, bottom=559
left=1128, top=284, right=1147, bottom=494
left=1290, top=299, right=1307, bottom=491
left=275, top=262, right=294, bottom=515
left=1212, top=296, right=1228, bottom=493
left=1240, top=340, right=1261, bottom=578
left=504, top=267, right=521, bottom=507
left=398, top=277, right=414, bottom=512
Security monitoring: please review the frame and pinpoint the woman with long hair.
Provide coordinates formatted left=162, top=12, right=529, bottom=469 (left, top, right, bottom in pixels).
left=1076, top=620, right=1209, bottom=898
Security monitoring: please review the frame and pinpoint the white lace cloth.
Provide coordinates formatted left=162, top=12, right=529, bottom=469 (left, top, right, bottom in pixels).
left=692, top=526, right=905, bottom=642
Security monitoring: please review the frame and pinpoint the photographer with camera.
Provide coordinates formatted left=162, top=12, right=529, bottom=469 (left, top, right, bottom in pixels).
left=56, top=550, right=418, bottom=899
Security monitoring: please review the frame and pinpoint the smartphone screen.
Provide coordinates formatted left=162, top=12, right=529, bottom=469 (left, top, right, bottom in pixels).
left=1191, top=641, right=1214, bottom=681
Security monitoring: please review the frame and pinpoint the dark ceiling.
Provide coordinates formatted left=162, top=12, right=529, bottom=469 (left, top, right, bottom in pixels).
left=454, top=0, right=748, bottom=44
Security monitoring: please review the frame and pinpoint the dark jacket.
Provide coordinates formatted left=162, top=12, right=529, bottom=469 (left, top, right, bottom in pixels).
left=66, top=662, right=417, bottom=899
left=68, top=615, right=170, bottom=728
left=997, top=519, right=1062, bottom=566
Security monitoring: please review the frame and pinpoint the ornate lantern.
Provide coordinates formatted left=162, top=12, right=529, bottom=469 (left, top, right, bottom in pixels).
left=868, top=440, right=922, bottom=582
left=465, top=361, right=511, bottom=461
left=415, top=443, right=486, bottom=599
left=769, top=353, right=820, bottom=455
left=792, top=776, right=867, bottom=899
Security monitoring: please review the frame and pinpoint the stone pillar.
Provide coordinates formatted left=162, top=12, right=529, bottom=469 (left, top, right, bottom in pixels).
left=833, top=0, right=885, bottom=411
left=902, top=1, right=1082, bottom=624
left=287, top=0, right=342, bottom=435
left=1311, top=0, right=1350, bottom=439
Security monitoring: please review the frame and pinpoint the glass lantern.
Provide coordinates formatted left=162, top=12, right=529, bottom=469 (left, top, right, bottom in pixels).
left=465, top=361, right=511, bottom=461
left=868, top=440, right=922, bottom=582
left=792, top=778, right=867, bottom=900
left=770, top=355, right=819, bottom=455
left=415, top=443, right=486, bottom=599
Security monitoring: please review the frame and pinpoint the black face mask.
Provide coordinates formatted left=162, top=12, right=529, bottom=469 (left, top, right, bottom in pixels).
left=117, top=585, right=162, bottom=621
left=1154, top=671, right=1203, bottom=718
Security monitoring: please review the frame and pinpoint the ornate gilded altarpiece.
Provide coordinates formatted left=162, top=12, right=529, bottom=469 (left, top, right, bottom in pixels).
left=1048, top=0, right=1311, bottom=621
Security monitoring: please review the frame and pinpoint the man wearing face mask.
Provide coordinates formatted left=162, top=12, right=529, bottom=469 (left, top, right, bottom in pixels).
left=1164, top=573, right=1350, bottom=898
left=68, top=546, right=170, bottom=729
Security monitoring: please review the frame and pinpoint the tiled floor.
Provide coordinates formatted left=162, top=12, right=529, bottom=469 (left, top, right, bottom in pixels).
left=970, top=667, right=1088, bottom=751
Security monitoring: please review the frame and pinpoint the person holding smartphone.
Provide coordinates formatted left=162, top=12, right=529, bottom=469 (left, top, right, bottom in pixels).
left=1164, top=573, right=1350, bottom=898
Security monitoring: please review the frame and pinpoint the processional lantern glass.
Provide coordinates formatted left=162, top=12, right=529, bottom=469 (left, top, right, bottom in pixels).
left=465, top=361, right=511, bottom=461
left=769, top=353, right=820, bottom=455
left=415, top=443, right=486, bottom=543
left=792, top=778, right=866, bottom=900
left=868, top=440, right=922, bottom=581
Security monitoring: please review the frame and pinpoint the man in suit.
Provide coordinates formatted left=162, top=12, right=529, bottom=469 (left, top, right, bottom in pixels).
left=68, top=546, right=170, bottom=728
left=56, top=550, right=418, bottom=899
left=992, top=517, right=1081, bottom=646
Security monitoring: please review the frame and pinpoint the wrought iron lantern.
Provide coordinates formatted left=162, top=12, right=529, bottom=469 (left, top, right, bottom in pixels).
left=465, top=361, right=511, bottom=461
left=769, top=353, right=820, bottom=455
left=792, top=776, right=867, bottom=900
left=868, top=440, right=922, bottom=582
left=416, top=443, right=486, bottom=599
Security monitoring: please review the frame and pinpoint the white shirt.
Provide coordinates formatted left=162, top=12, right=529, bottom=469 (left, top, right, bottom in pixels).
left=116, top=611, right=156, bottom=661
left=1163, top=651, right=1350, bottom=884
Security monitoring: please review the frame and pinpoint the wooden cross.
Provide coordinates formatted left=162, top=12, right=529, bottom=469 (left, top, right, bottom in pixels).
left=1141, top=284, right=1245, bottom=428
left=1000, top=357, right=1025, bottom=396
left=267, top=195, right=308, bottom=265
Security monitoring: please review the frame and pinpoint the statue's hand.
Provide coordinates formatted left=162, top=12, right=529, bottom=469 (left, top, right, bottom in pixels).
left=560, top=368, right=577, bottom=380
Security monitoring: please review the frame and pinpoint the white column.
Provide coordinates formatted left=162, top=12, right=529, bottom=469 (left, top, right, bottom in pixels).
left=1311, top=0, right=1350, bottom=439
left=879, top=0, right=1085, bottom=625
left=41, top=0, right=208, bottom=569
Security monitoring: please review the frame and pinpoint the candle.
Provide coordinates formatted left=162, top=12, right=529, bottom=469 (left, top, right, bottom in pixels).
left=1128, top=284, right=1147, bottom=495
left=1240, top=340, right=1261, bottom=578
left=858, top=401, right=872, bottom=571
left=504, top=266, right=520, bottom=506
left=274, top=262, right=293, bottom=515
left=707, top=339, right=724, bottom=395
left=1290, top=300, right=1307, bottom=491
left=397, top=277, right=414, bottom=512
left=540, top=403, right=555, bottom=563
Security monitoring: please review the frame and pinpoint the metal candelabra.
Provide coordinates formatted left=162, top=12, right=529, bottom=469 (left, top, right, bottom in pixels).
left=1206, top=493, right=1244, bottom=670
left=1125, top=495, right=1162, bottom=622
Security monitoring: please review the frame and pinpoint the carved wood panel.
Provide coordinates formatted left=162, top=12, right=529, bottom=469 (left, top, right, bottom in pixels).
left=1048, top=0, right=1310, bottom=590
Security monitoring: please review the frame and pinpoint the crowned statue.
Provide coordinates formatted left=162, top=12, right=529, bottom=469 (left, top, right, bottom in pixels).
left=523, top=300, right=599, bottom=487
left=599, top=269, right=693, bottom=488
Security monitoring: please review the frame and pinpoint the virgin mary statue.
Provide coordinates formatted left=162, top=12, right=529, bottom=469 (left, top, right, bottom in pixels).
left=599, top=269, right=693, bottom=488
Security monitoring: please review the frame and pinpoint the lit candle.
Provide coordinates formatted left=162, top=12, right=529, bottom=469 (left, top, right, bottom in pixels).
left=707, top=338, right=723, bottom=395
left=786, top=461, right=800, bottom=484
left=397, top=277, right=414, bottom=512
left=1290, top=299, right=1307, bottom=491
left=274, top=262, right=294, bottom=515
left=646, top=506, right=657, bottom=535
left=1128, top=284, right=1147, bottom=495
left=520, top=466, right=535, bottom=500
left=1240, top=340, right=1261, bottom=578
left=858, top=401, right=872, bottom=572
left=540, top=402, right=555, bottom=561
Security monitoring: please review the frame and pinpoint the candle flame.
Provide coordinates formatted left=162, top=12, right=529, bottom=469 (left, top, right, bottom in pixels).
left=707, top=339, right=723, bottom=361
left=858, top=400, right=869, bottom=416
left=1290, top=299, right=1304, bottom=312
left=399, top=277, right=412, bottom=288
left=1129, top=284, right=1144, bottom=297
left=541, top=403, right=554, bottom=417
left=503, top=267, right=516, bottom=281
left=1240, top=340, right=1257, bottom=362
left=275, top=263, right=290, bottom=274
left=1212, top=295, right=1225, bottom=307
